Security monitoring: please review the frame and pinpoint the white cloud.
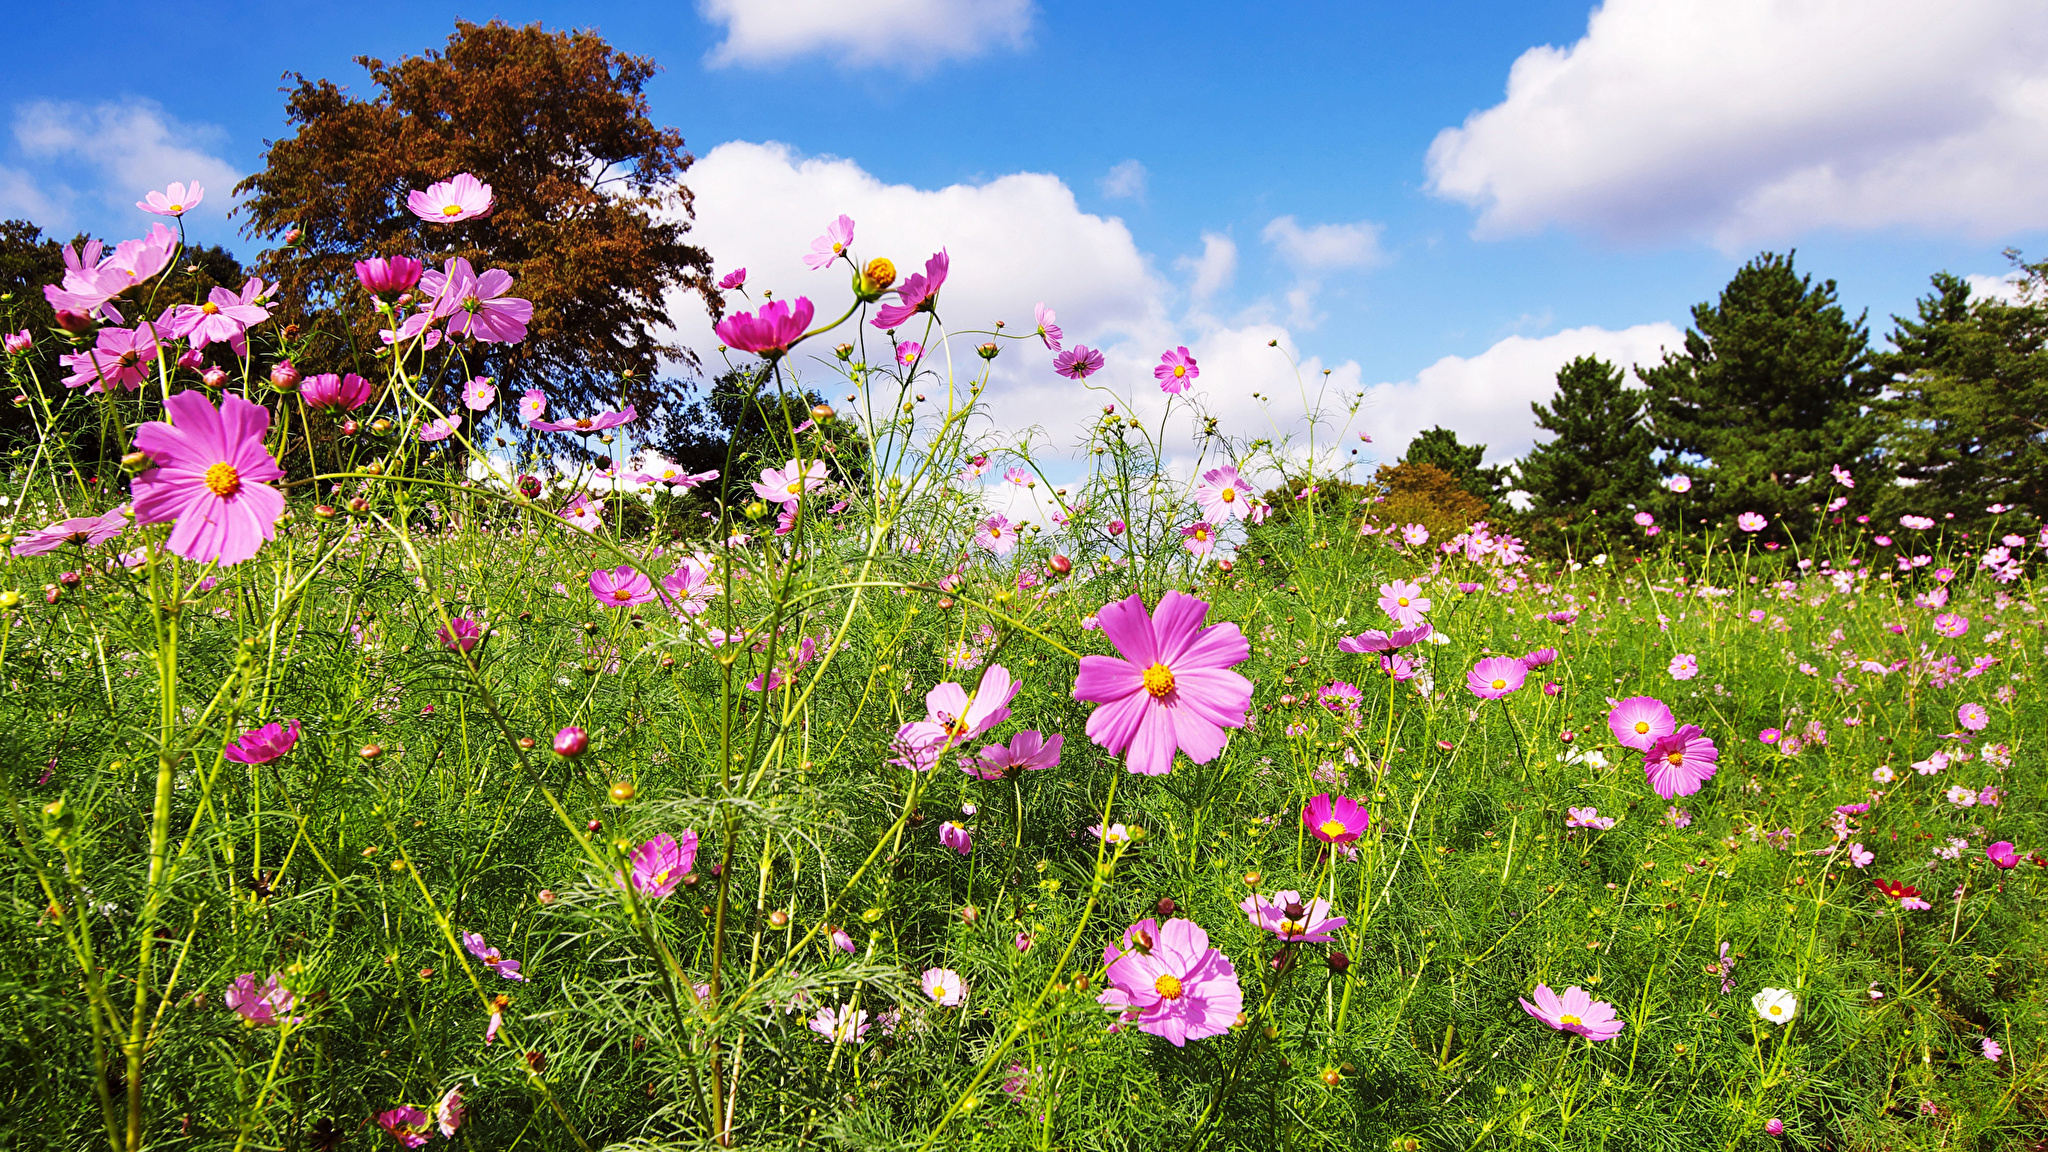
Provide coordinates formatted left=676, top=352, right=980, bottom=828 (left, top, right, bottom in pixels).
left=0, top=164, right=59, bottom=227
left=1099, top=159, right=1147, bottom=203
left=1178, top=232, right=1236, bottom=301
left=700, top=0, right=1033, bottom=68
left=1364, top=323, right=1683, bottom=466
left=1966, top=270, right=2030, bottom=304
left=12, top=98, right=240, bottom=222
left=1425, top=0, right=2048, bottom=246
left=1261, top=215, right=1386, bottom=271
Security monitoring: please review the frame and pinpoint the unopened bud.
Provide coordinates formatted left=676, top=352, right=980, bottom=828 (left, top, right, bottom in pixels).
left=1155, top=896, right=1176, bottom=916
left=768, top=909, right=790, bottom=928
left=553, top=726, right=589, bottom=758
left=977, top=342, right=999, bottom=360
left=313, top=504, right=338, bottom=521
left=1243, top=872, right=1262, bottom=888
left=346, top=497, right=370, bottom=514
left=359, top=744, right=384, bottom=761
left=811, top=403, right=835, bottom=422
left=1130, top=928, right=1154, bottom=954
left=269, top=360, right=301, bottom=391
left=369, top=417, right=393, bottom=436
left=608, top=780, right=635, bottom=803
left=1049, top=554, right=1072, bottom=575
left=834, top=343, right=854, bottom=362
left=1326, top=951, right=1350, bottom=973
left=959, top=904, right=979, bottom=924
left=121, top=451, right=151, bottom=474
left=54, top=310, right=94, bottom=335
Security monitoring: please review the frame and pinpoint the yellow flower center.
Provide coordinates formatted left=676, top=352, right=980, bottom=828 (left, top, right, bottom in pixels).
left=1491, top=679, right=1507, bottom=690
left=1195, top=527, right=1209, bottom=541
left=442, top=203, right=462, bottom=217
left=1153, top=974, right=1183, bottom=1000
left=203, top=461, right=241, bottom=498
left=1319, top=819, right=1348, bottom=838
left=1221, top=489, right=1235, bottom=502
left=201, top=302, right=220, bottom=315
left=1397, top=596, right=1410, bottom=606
left=613, top=588, right=633, bottom=601
left=574, top=418, right=593, bottom=429
left=786, top=482, right=802, bottom=494
left=168, top=203, right=184, bottom=213
left=1560, top=1013, right=1583, bottom=1026
left=1279, top=918, right=1305, bottom=935
left=1768, top=1005, right=1783, bottom=1016
left=1634, top=721, right=1650, bottom=735
left=1667, top=750, right=1686, bottom=766
left=929, top=983, right=947, bottom=1000
left=1173, top=364, right=1186, bottom=377
left=1143, top=662, right=1175, bottom=698
left=654, top=868, right=671, bottom=885
left=991, top=526, right=1003, bottom=537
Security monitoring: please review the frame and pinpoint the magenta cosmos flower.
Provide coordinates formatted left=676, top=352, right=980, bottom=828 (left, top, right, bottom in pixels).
left=225, top=972, right=299, bottom=1027
left=1195, top=464, right=1253, bottom=521
left=1519, top=984, right=1624, bottom=1041
left=418, top=413, right=461, bottom=443
left=753, top=457, right=827, bottom=510
left=965, top=730, right=1063, bottom=779
left=804, top=214, right=855, bottom=269
left=423, top=257, right=532, bottom=343
left=1987, top=841, right=2019, bottom=869
left=1033, top=302, right=1062, bottom=350
left=438, top=615, right=483, bottom=653
left=462, top=930, right=527, bottom=981
left=166, top=282, right=270, bottom=349
left=718, top=267, right=746, bottom=290
left=630, top=831, right=699, bottom=898
left=1155, top=346, right=1199, bottom=394
left=873, top=249, right=948, bottom=328
left=1240, top=891, right=1347, bottom=944
left=1607, top=696, right=1675, bottom=751
left=1933, top=612, right=1968, bottom=638
left=462, top=376, right=497, bottom=411
left=1467, top=656, right=1527, bottom=699
left=60, top=325, right=160, bottom=393
left=224, top=720, right=301, bottom=764
left=899, top=664, right=1019, bottom=759
left=137, top=181, right=204, bottom=216
left=130, top=391, right=286, bottom=567
left=1181, top=522, right=1218, bottom=557
left=940, top=820, right=972, bottom=855
left=589, top=565, right=658, bottom=607
left=530, top=404, right=638, bottom=434
left=1304, top=792, right=1370, bottom=843
left=1377, top=580, right=1430, bottom=627
left=1958, top=702, right=1989, bottom=731
left=717, top=297, right=816, bottom=357
left=1097, top=917, right=1242, bottom=1047
left=378, top=1106, right=433, bottom=1148
left=1644, top=724, right=1719, bottom=799
left=408, top=172, right=493, bottom=222
left=1336, top=621, right=1432, bottom=653
left=1737, top=512, right=1767, bottom=532
left=355, top=255, right=423, bottom=294
left=1072, top=591, right=1252, bottom=777
left=300, top=372, right=374, bottom=413
left=11, top=509, right=127, bottom=556
left=1053, top=345, right=1105, bottom=380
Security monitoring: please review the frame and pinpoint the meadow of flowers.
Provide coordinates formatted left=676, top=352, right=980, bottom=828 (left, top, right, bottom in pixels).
left=1, top=177, right=2044, bottom=1151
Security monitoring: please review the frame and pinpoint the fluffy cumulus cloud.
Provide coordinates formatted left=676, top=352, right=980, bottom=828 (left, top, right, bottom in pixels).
left=11, top=98, right=240, bottom=228
left=1261, top=216, right=1386, bottom=271
left=1426, top=0, right=2048, bottom=246
left=699, top=0, right=1033, bottom=69
left=1364, top=323, right=1683, bottom=466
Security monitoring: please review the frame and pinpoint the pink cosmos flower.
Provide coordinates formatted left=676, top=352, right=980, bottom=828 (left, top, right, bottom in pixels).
left=1737, top=512, right=1767, bottom=532
left=804, top=214, right=855, bottom=270
left=1097, top=917, right=1242, bottom=1047
left=1983, top=1037, right=2004, bottom=1062
left=896, top=340, right=923, bottom=365
left=530, top=405, right=638, bottom=434
left=300, top=372, right=374, bottom=413
left=1033, top=303, right=1062, bottom=351
left=3, top=329, right=29, bottom=354
left=922, top=967, right=968, bottom=1006
left=1987, top=841, right=2019, bottom=868
left=1848, top=843, right=1874, bottom=868
left=462, top=930, right=528, bottom=981
left=589, top=565, right=657, bottom=607
left=130, top=391, right=286, bottom=566
left=1181, top=522, right=1217, bottom=557
left=435, top=1088, right=465, bottom=1138
left=1053, top=345, right=1104, bottom=379
left=355, top=255, right=423, bottom=294
left=1303, top=793, right=1369, bottom=843
left=1759, top=728, right=1781, bottom=744
left=11, top=510, right=127, bottom=556
left=661, top=560, right=720, bottom=616
left=1933, top=612, right=1968, bottom=638
left=137, top=181, right=204, bottom=216
left=717, top=297, right=816, bottom=357
left=1072, top=591, right=1252, bottom=777
left=940, top=820, right=972, bottom=855
left=558, top=492, right=603, bottom=533
left=1239, top=891, right=1347, bottom=943
left=224, top=720, right=301, bottom=764
left=438, top=616, right=483, bottom=653
left=630, top=831, right=698, bottom=898
left=225, top=972, right=299, bottom=1027
left=377, top=1106, right=433, bottom=1148
left=965, top=730, right=1063, bottom=779
left=1957, top=702, right=1988, bottom=731
left=1644, top=724, right=1719, bottom=799
left=423, top=257, right=532, bottom=343
left=1521, top=647, right=1558, bottom=669
left=753, top=457, right=827, bottom=510
left=462, top=376, right=497, bottom=411
left=1668, top=653, right=1700, bottom=680
left=809, top=1004, right=869, bottom=1044
left=1195, top=465, right=1253, bottom=521
left=718, top=267, right=747, bottom=290
left=1155, top=346, right=1199, bottom=393
left=1377, top=580, right=1430, bottom=627
left=1401, top=523, right=1430, bottom=547
left=975, top=514, right=1018, bottom=556
left=1565, top=807, right=1615, bottom=831
left=1519, top=984, right=1624, bottom=1040
left=1764, top=1118, right=1785, bottom=1136
left=873, top=249, right=948, bottom=328
left=900, top=665, right=1019, bottom=760
left=830, top=926, right=856, bottom=953
left=1900, top=514, right=1935, bottom=530
left=1608, top=696, right=1675, bottom=752
left=165, top=282, right=270, bottom=349
left=60, top=324, right=161, bottom=393
left=418, top=413, right=461, bottom=442
left=517, top=389, right=547, bottom=424
left=1634, top=511, right=1655, bottom=527
left=1467, top=656, right=1527, bottom=699
left=1336, top=622, right=1432, bottom=653
left=408, top=172, right=493, bottom=222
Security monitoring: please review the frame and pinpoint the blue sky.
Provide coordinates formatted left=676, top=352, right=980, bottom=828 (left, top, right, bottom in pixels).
left=5, top=0, right=2044, bottom=472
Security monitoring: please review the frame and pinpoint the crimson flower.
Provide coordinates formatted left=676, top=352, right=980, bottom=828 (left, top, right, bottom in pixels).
left=872, top=250, right=948, bottom=328
left=716, top=297, right=815, bottom=356
left=1074, top=592, right=1251, bottom=776
left=1874, top=879, right=1919, bottom=900
left=224, top=720, right=301, bottom=764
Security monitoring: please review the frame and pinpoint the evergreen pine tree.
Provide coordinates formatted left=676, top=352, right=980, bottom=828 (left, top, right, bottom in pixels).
left=1639, top=251, right=1881, bottom=539
left=1400, top=426, right=1509, bottom=506
left=1515, top=355, right=1655, bottom=546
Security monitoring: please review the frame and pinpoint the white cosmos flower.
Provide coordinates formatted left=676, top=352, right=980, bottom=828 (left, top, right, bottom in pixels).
left=1752, top=987, right=1797, bottom=1025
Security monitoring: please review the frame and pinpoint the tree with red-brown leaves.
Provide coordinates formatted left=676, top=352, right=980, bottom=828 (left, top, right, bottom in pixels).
left=236, top=19, right=718, bottom=425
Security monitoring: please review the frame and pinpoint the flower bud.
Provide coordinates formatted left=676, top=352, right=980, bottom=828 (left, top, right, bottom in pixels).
left=313, top=504, right=338, bottom=521
left=1320, top=1066, right=1341, bottom=1087
left=369, top=417, right=393, bottom=436
left=359, top=744, right=384, bottom=760
left=121, top=451, right=151, bottom=474
left=1243, top=871, right=1262, bottom=888
left=768, top=909, right=790, bottom=928
left=834, top=343, right=854, bottom=362
left=0, top=591, right=19, bottom=609
left=269, top=360, right=300, bottom=391
left=54, top=309, right=94, bottom=335
left=959, top=904, right=979, bottom=924
left=608, top=780, right=635, bottom=803
left=3, top=330, right=31, bottom=354
left=516, top=474, right=543, bottom=499
left=339, top=418, right=360, bottom=436
left=346, top=497, right=370, bottom=514
left=1109, top=519, right=1127, bottom=536
left=517, top=737, right=537, bottom=751
left=1155, top=896, right=1176, bottom=916
left=57, top=571, right=81, bottom=588
left=538, top=889, right=556, bottom=904
left=811, top=403, right=835, bottom=422
left=1049, top=554, right=1072, bottom=575
left=977, top=342, right=999, bottom=360
left=1326, top=951, right=1350, bottom=973
left=553, top=726, right=589, bottom=758
left=1560, top=728, right=1575, bottom=744
left=1130, top=928, right=1153, bottom=954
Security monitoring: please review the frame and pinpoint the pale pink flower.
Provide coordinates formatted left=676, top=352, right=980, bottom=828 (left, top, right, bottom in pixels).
left=1737, top=512, right=1767, bottom=532
left=408, top=172, right=493, bottom=222
left=1377, top=580, right=1430, bottom=627
left=518, top=389, right=547, bottom=424
left=1195, top=465, right=1253, bottom=521
left=922, top=967, right=968, bottom=1006
left=1608, top=696, right=1675, bottom=752
left=1519, top=984, right=1624, bottom=1041
left=1033, top=302, right=1062, bottom=351
left=804, top=214, right=855, bottom=270
left=137, top=181, right=204, bottom=216
left=975, top=514, right=1019, bottom=556
left=462, top=376, right=497, bottom=411
left=1239, top=891, right=1347, bottom=943
left=753, top=458, right=827, bottom=510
